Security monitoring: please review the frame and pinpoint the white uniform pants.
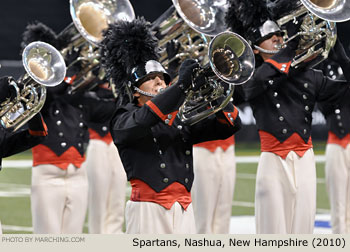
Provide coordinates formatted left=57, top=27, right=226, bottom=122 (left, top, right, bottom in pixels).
left=0, top=221, right=2, bottom=234
left=31, top=163, right=88, bottom=234
left=255, top=149, right=316, bottom=234
left=85, top=140, right=127, bottom=233
left=325, top=144, right=350, bottom=233
left=191, top=145, right=236, bottom=233
left=125, top=201, right=196, bottom=234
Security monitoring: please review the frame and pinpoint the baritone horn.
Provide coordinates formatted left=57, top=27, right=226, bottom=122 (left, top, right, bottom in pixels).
left=152, top=0, right=229, bottom=69
left=0, top=41, right=66, bottom=132
left=58, top=0, right=135, bottom=93
left=276, top=0, right=350, bottom=68
left=178, top=31, right=255, bottom=125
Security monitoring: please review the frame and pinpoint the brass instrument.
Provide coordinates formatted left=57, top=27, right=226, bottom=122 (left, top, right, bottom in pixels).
left=152, top=0, right=255, bottom=125
left=178, top=32, right=255, bottom=125
left=277, top=0, right=350, bottom=68
left=0, top=42, right=66, bottom=132
left=152, top=0, right=229, bottom=68
left=59, top=0, right=135, bottom=93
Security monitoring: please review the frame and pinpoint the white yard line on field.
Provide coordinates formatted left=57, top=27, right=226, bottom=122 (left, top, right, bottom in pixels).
left=236, top=173, right=326, bottom=183
left=0, top=183, right=330, bottom=213
left=2, top=160, right=32, bottom=168
left=1, top=224, right=33, bottom=232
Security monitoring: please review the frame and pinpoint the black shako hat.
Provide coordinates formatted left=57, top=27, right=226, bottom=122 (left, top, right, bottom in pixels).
left=225, top=0, right=284, bottom=45
left=131, top=60, right=170, bottom=87
left=100, top=16, right=170, bottom=101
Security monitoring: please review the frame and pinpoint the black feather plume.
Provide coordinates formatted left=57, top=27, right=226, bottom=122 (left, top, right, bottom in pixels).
left=266, top=0, right=302, bottom=20
left=100, top=17, right=159, bottom=92
left=21, top=21, right=58, bottom=49
left=225, top=0, right=271, bottom=42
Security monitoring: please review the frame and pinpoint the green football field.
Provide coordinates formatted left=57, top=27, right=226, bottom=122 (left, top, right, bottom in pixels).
left=0, top=142, right=330, bottom=234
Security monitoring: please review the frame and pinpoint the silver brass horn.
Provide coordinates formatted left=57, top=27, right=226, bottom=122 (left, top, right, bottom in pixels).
left=58, top=0, right=135, bottom=93
left=178, top=32, right=255, bottom=125
left=152, top=0, right=229, bottom=69
left=302, top=0, right=350, bottom=22
left=277, top=0, right=350, bottom=68
left=0, top=41, right=66, bottom=132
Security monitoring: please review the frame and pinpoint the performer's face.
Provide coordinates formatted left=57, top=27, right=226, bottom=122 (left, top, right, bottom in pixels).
left=134, top=73, right=167, bottom=105
left=254, top=34, right=284, bottom=61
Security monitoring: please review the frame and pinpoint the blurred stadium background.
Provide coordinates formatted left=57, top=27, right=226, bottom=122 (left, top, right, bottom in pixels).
left=1, top=0, right=350, bottom=234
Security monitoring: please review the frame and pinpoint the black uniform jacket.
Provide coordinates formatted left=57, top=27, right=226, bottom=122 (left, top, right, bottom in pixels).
left=318, top=88, right=350, bottom=139
left=243, top=46, right=350, bottom=143
left=37, top=81, right=89, bottom=157
left=110, top=84, right=241, bottom=192
left=0, top=113, right=47, bottom=170
left=83, top=86, right=116, bottom=137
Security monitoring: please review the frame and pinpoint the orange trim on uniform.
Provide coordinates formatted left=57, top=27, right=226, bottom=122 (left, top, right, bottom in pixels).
left=88, top=129, right=113, bottom=145
left=259, top=131, right=313, bottom=159
left=195, top=136, right=235, bottom=152
left=32, top=144, right=85, bottom=170
left=166, top=111, right=178, bottom=126
left=130, top=179, right=192, bottom=210
left=98, top=83, right=110, bottom=90
left=64, top=75, right=77, bottom=85
left=327, top=131, right=350, bottom=149
left=145, top=100, right=178, bottom=126
left=265, top=59, right=292, bottom=74
left=29, top=117, right=48, bottom=136
left=29, top=129, right=48, bottom=136
left=222, top=107, right=238, bottom=126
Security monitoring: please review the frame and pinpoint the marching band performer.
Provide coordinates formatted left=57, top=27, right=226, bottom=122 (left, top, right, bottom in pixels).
left=317, top=61, right=350, bottom=234
left=165, top=40, right=244, bottom=235
left=191, top=89, right=245, bottom=234
left=100, top=17, right=242, bottom=234
left=226, top=0, right=350, bottom=233
left=84, top=82, right=127, bottom=234
left=192, top=136, right=236, bottom=234
left=22, top=22, right=90, bottom=234
left=0, top=76, right=48, bottom=234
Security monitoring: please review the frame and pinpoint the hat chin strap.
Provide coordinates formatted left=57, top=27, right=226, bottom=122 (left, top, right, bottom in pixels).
left=254, top=45, right=280, bottom=54
left=134, top=86, right=165, bottom=98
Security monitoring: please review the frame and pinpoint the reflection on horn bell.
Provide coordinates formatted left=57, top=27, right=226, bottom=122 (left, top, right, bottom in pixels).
left=304, top=0, right=350, bottom=22
left=208, top=32, right=255, bottom=85
left=28, top=59, right=50, bottom=82
left=76, top=2, right=109, bottom=42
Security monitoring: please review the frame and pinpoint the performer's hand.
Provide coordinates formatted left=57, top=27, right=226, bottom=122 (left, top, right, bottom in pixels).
left=177, top=59, right=200, bottom=92
left=285, top=17, right=303, bottom=50
left=192, top=73, right=207, bottom=92
left=0, top=77, right=17, bottom=103
left=166, top=40, right=181, bottom=60
left=166, top=40, right=181, bottom=79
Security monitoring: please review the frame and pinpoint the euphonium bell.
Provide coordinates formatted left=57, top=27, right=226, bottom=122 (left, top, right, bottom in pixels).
left=0, top=41, right=66, bottom=132
left=58, top=0, right=135, bottom=93
left=302, top=0, right=350, bottom=22
left=178, top=32, right=255, bottom=125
